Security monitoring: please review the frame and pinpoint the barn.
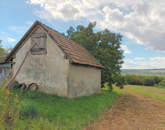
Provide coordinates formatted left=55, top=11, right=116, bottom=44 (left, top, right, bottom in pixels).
left=5, top=21, right=104, bottom=98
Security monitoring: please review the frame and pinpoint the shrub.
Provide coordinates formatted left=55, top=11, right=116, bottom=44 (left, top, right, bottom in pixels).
left=143, top=76, right=155, bottom=86
left=11, top=81, right=20, bottom=89
left=157, top=79, right=165, bottom=88
left=153, top=76, right=162, bottom=84
left=116, top=75, right=125, bottom=89
left=0, top=85, right=21, bottom=128
left=101, top=82, right=109, bottom=91
left=19, top=103, right=38, bottom=119
left=0, top=81, right=56, bottom=129
left=124, top=74, right=143, bottom=85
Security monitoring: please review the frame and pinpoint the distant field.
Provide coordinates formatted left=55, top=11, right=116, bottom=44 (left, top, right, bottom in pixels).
left=114, top=85, right=165, bottom=100
left=122, top=69, right=165, bottom=76
left=150, top=70, right=165, bottom=73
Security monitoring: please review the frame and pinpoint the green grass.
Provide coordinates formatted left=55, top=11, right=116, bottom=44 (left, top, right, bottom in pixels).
left=132, top=87, right=165, bottom=100
left=11, top=89, right=121, bottom=130
left=114, top=85, right=165, bottom=100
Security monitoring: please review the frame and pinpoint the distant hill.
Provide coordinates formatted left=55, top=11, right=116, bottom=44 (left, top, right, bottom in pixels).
left=122, top=69, right=165, bottom=76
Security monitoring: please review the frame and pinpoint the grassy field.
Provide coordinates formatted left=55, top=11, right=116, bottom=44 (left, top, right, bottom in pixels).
left=10, top=89, right=121, bottom=130
left=114, top=85, right=165, bottom=100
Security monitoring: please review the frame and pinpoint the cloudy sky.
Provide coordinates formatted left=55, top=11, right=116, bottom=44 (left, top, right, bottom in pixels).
left=1, top=0, right=165, bottom=69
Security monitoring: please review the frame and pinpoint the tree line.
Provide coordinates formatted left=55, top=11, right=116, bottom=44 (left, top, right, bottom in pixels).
left=122, top=74, right=165, bottom=88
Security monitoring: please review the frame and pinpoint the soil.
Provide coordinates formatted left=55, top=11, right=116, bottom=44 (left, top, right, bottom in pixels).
left=84, top=93, right=165, bottom=130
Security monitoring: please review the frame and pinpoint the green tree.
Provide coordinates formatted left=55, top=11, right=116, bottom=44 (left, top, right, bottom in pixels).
left=0, top=40, right=8, bottom=62
left=66, top=22, right=124, bottom=90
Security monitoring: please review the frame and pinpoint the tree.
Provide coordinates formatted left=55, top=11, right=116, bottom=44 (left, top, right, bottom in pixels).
left=0, top=40, right=8, bottom=62
left=66, top=22, right=124, bottom=90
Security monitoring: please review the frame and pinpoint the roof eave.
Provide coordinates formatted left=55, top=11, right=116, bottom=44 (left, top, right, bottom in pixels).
left=5, top=21, right=41, bottom=62
left=71, top=62, right=104, bottom=69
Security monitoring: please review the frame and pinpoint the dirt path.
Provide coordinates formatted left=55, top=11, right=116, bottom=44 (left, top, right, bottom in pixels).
left=85, top=93, right=165, bottom=130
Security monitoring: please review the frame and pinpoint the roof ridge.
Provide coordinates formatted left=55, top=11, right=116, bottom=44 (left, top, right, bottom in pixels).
left=5, top=20, right=104, bottom=69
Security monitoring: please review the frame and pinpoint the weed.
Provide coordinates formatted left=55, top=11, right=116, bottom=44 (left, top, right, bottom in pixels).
left=19, top=103, right=38, bottom=119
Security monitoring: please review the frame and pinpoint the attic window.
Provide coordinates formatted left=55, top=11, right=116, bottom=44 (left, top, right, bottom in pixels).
left=31, top=33, right=47, bottom=55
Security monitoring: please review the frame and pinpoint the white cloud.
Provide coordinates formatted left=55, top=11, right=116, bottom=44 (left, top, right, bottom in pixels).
left=26, top=21, right=34, bottom=25
left=134, top=57, right=145, bottom=61
left=9, top=21, right=35, bottom=34
left=121, top=45, right=131, bottom=54
left=0, top=32, right=17, bottom=49
left=123, top=57, right=165, bottom=69
left=28, top=0, right=165, bottom=51
left=7, top=37, right=16, bottom=43
left=9, top=26, right=28, bottom=33
left=150, top=57, right=165, bottom=61
left=122, top=59, right=147, bottom=69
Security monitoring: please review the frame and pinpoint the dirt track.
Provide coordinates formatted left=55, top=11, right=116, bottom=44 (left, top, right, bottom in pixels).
left=85, top=93, right=165, bottom=130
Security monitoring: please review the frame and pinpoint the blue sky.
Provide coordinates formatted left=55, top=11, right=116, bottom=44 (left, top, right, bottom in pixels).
left=1, top=0, right=165, bottom=69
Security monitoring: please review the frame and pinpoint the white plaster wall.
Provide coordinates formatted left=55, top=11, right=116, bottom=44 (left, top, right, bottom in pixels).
left=68, top=64, right=101, bottom=98
left=13, top=27, right=69, bottom=97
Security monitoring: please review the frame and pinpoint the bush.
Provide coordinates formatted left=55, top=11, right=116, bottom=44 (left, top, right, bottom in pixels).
left=0, top=80, right=56, bottom=129
left=101, top=82, right=109, bottom=91
left=11, top=81, right=20, bottom=89
left=143, top=77, right=155, bottom=86
left=0, top=86, right=21, bottom=127
left=19, top=103, right=38, bottom=119
left=157, top=79, right=165, bottom=88
left=116, top=75, right=125, bottom=89
left=124, top=74, right=143, bottom=85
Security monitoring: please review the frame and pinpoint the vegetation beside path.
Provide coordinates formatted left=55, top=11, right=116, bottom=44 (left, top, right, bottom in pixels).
left=0, top=87, right=121, bottom=130
left=2, top=83, right=165, bottom=129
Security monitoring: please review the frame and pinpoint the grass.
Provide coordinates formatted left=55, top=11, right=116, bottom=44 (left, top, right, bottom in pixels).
left=7, top=84, right=165, bottom=129
left=11, top=89, right=121, bottom=130
left=114, top=85, right=165, bottom=100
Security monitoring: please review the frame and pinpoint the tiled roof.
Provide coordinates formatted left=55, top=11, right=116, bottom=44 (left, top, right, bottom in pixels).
left=5, top=21, right=104, bottom=69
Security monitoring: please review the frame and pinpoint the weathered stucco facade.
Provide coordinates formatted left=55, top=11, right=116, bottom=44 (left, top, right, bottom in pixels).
left=13, top=27, right=70, bottom=97
left=68, top=65, right=101, bottom=98
left=7, top=21, right=103, bottom=98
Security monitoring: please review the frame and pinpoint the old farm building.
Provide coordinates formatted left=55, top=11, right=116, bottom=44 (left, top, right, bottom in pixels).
left=5, top=21, right=103, bottom=98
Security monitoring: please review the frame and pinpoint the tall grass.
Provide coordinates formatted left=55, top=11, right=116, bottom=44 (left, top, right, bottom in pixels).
left=0, top=84, right=58, bottom=129
left=0, top=83, right=121, bottom=129
left=10, top=89, right=121, bottom=130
